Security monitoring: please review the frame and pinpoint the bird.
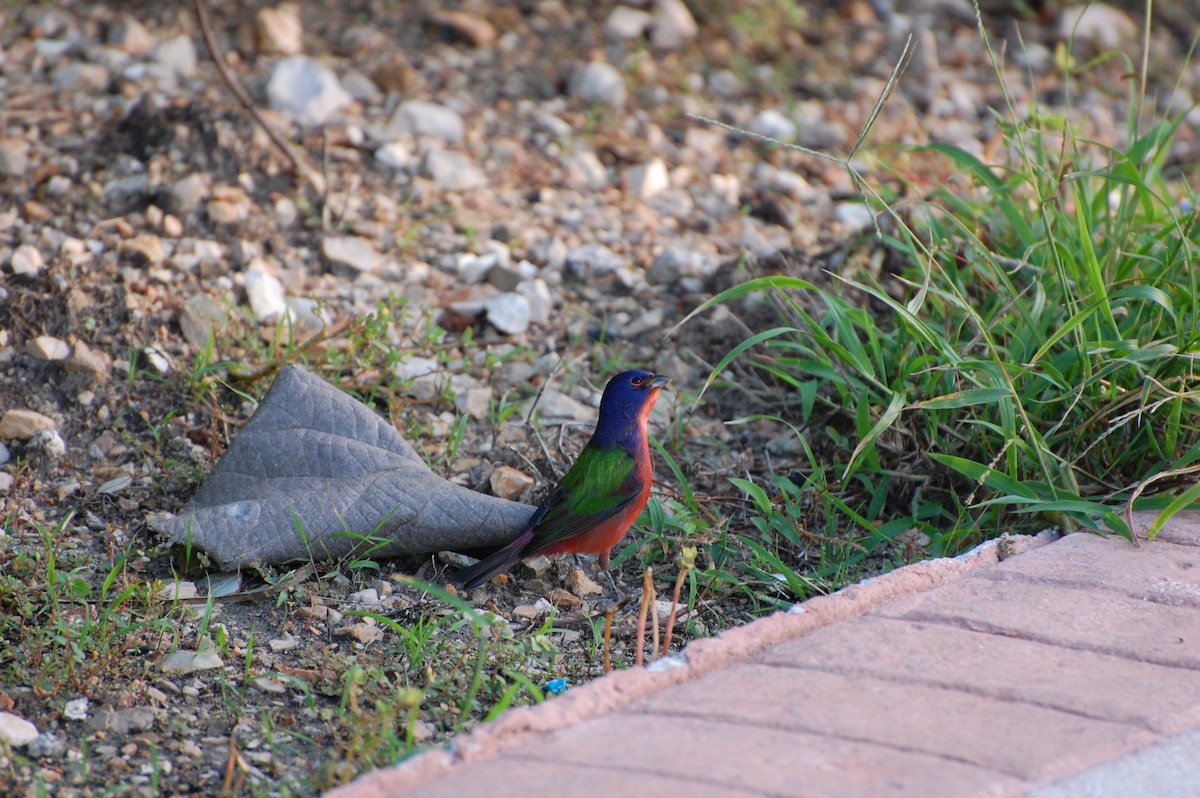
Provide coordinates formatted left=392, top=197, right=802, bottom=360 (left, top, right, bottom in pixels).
left=455, top=369, right=670, bottom=592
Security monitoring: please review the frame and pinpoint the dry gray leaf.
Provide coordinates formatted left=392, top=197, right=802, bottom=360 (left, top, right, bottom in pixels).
left=150, top=366, right=534, bottom=569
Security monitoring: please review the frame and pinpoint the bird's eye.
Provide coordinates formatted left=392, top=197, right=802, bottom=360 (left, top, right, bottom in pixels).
left=631, top=376, right=644, bottom=386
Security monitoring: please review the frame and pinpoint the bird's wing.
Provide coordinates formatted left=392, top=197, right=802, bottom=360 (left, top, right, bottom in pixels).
left=527, top=444, right=640, bottom=551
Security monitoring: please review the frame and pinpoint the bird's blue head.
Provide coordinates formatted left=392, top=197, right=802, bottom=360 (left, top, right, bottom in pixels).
left=592, top=370, right=670, bottom=447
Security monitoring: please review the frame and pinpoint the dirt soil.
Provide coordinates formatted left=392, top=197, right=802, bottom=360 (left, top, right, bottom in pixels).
left=1, top=0, right=1195, bottom=796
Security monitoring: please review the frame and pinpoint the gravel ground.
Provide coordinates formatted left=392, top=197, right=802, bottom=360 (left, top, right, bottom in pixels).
left=1, top=0, right=1196, bottom=795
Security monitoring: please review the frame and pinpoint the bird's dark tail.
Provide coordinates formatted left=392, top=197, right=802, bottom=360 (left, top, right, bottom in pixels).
left=454, top=528, right=535, bottom=590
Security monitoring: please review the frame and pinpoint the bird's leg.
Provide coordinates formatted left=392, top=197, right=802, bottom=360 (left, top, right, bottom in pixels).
left=597, top=549, right=622, bottom=602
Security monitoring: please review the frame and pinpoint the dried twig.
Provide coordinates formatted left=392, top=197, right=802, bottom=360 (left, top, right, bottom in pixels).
left=634, top=567, right=653, bottom=667
left=661, top=545, right=696, bottom=658
left=602, top=603, right=614, bottom=674
left=191, top=0, right=327, bottom=194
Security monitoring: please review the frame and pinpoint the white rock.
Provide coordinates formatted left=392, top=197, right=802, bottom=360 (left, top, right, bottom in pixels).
left=517, top=278, right=553, bottom=325
left=348, top=588, right=380, bottom=605
left=626, top=157, right=670, bottom=200
left=387, top=101, right=465, bottom=143
left=267, top=55, right=352, bottom=126
left=485, top=293, right=531, bottom=335
left=26, top=335, right=70, bottom=361
left=375, top=140, right=415, bottom=170
left=142, top=346, right=172, bottom=375
left=749, top=109, right=796, bottom=143
left=570, top=61, right=626, bottom=106
left=64, top=698, right=89, bottom=722
left=457, top=252, right=499, bottom=284
left=152, top=34, right=197, bottom=78
left=1059, top=4, right=1137, bottom=50
left=0, top=713, right=38, bottom=747
left=393, top=355, right=440, bottom=381
left=322, top=235, right=383, bottom=273
left=10, top=244, right=44, bottom=276
left=490, top=465, right=534, bottom=499
left=167, top=174, right=209, bottom=214
left=0, top=472, right=12, bottom=494
left=564, top=243, right=624, bottom=279
left=652, top=0, right=698, bottom=50
left=561, top=149, right=609, bottom=190
left=533, top=389, right=593, bottom=422
left=605, top=6, right=652, bottom=41
left=244, top=267, right=288, bottom=322
left=456, top=386, right=492, bottom=420
left=52, top=63, right=109, bottom=91
left=29, top=428, right=66, bottom=458
left=835, top=202, right=876, bottom=234
left=0, top=139, right=30, bottom=177
left=423, top=149, right=487, bottom=191
left=108, top=15, right=155, bottom=55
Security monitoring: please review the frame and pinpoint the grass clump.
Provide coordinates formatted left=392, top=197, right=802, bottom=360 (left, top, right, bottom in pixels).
left=683, top=13, right=1200, bottom=581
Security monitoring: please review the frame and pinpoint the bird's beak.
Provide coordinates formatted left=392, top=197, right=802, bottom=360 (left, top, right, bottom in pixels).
left=649, top=374, right=670, bottom=389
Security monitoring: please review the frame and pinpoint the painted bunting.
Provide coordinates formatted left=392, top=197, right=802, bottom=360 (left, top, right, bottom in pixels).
left=455, top=369, right=669, bottom=591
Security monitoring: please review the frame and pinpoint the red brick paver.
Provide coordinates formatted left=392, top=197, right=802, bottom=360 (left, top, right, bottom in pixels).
left=327, top=514, right=1200, bottom=798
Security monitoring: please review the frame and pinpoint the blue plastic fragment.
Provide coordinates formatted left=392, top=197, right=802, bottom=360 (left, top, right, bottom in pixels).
left=546, top=678, right=568, bottom=695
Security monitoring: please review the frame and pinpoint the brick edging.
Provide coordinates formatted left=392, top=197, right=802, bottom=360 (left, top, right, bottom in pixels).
left=326, top=531, right=1056, bottom=798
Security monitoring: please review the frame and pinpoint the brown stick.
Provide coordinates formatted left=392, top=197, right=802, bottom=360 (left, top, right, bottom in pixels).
left=191, top=0, right=327, bottom=194
left=661, top=545, right=697, bottom=658
left=633, top=567, right=652, bottom=667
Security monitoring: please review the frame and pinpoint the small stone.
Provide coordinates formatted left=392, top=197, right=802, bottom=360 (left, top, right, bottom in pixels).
left=160, top=639, right=223, bottom=675
left=545, top=587, right=582, bottom=609
left=244, top=266, right=288, bottom=323
left=423, top=149, right=487, bottom=191
left=369, top=52, right=419, bottom=93
left=566, top=568, right=604, bottom=596
left=626, top=157, right=670, bottom=200
left=387, top=100, right=465, bottom=143
left=108, top=14, right=155, bottom=55
left=10, top=244, right=44, bottom=276
left=0, top=409, right=55, bottom=440
left=490, top=465, right=534, bottom=500
left=375, top=141, right=415, bottom=170
left=517, top=278, right=553, bottom=325
left=142, top=346, right=172, bottom=375
left=487, top=259, right=536, bottom=292
left=651, top=0, right=698, bottom=50
left=564, top=243, right=624, bottom=279
left=268, top=634, right=298, bottom=652
left=570, top=61, right=626, bottom=106
left=835, top=202, right=875, bottom=234
left=429, top=9, right=496, bottom=47
left=532, top=390, right=592, bottom=422
left=457, top=386, right=492, bottom=420
left=64, top=338, right=112, bottom=384
left=29, top=428, right=67, bottom=458
left=28, top=732, right=66, bottom=759
left=605, top=7, right=653, bottom=41
left=157, top=581, right=197, bottom=600
left=167, top=174, right=209, bottom=214
left=52, top=63, right=110, bottom=92
left=267, top=55, right=353, bottom=126
left=26, top=335, right=70, bottom=361
left=179, top=294, right=231, bottom=348
left=0, top=139, right=30, bottom=178
left=152, top=34, right=198, bottom=79
left=87, top=707, right=156, bottom=735
left=484, top=292, right=530, bottom=335
left=124, top=233, right=167, bottom=265
left=523, top=556, right=553, bottom=577
left=348, top=588, right=380, bottom=605
left=446, top=253, right=489, bottom=286
left=255, top=3, right=303, bottom=56
left=0, top=473, right=12, bottom=495
left=206, top=186, right=250, bottom=223
left=322, top=235, right=383, bottom=273
left=334, top=622, right=382, bottom=644
left=749, top=109, right=796, bottom=143
left=251, top=676, right=287, bottom=694
left=1059, top=4, right=1137, bottom=50
left=0, top=713, right=38, bottom=747
left=340, top=70, right=382, bottom=104
left=63, top=698, right=89, bottom=722
left=561, top=149, right=609, bottom=191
